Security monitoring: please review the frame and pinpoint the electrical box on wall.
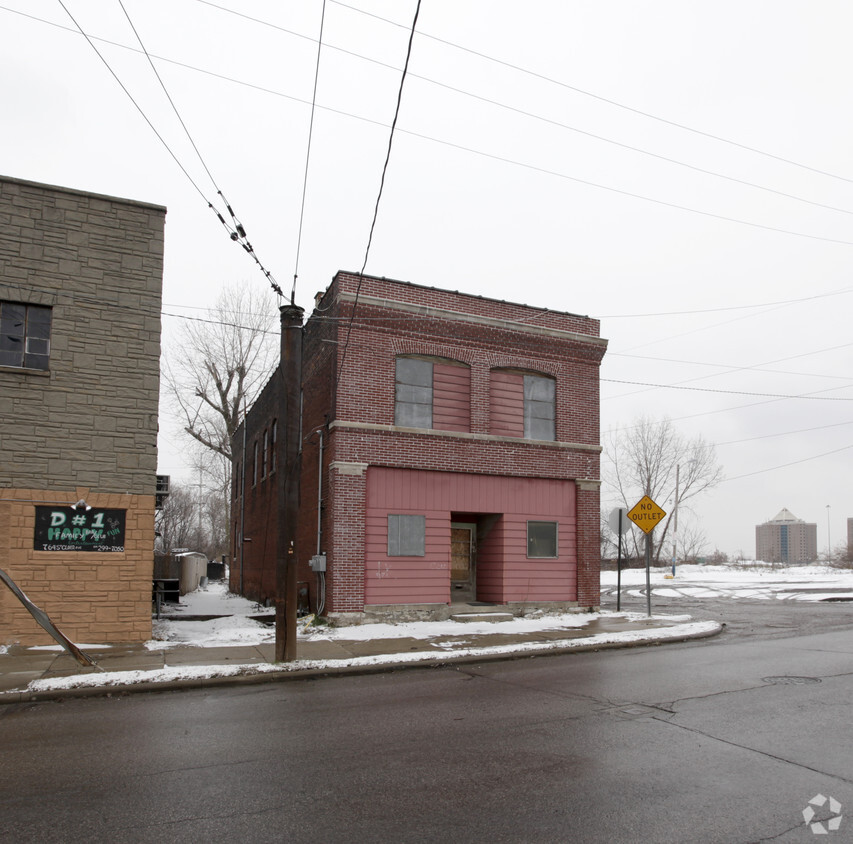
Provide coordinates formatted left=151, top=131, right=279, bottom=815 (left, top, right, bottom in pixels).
left=309, top=554, right=327, bottom=572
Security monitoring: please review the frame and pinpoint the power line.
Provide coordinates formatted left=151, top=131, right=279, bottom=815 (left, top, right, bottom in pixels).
left=715, top=419, right=853, bottom=447
left=337, top=0, right=421, bottom=384
left=605, top=338, right=853, bottom=401
left=193, top=1, right=853, bottom=221
left=601, top=286, right=853, bottom=319
left=329, top=0, right=853, bottom=187
left=117, top=0, right=221, bottom=194
left=602, top=378, right=853, bottom=401
left=55, top=0, right=212, bottom=206
left=17, top=5, right=853, bottom=249
left=56, top=0, right=284, bottom=298
left=724, top=442, right=853, bottom=482
left=292, top=0, right=327, bottom=304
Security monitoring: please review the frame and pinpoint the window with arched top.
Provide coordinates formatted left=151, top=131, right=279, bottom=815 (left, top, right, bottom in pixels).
left=394, top=356, right=470, bottom=432
left=490, top=370, right=555, bottom=441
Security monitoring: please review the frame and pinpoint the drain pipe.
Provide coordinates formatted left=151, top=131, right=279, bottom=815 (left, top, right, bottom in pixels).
left=239, top=408, right=247, bottom=595
left=316, top=430, right=326, bottom=615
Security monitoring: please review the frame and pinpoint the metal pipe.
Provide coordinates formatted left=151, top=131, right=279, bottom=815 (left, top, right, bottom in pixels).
left=239, top=406, right=247, bottom=595
left=316, top=430, right=324, bottom=555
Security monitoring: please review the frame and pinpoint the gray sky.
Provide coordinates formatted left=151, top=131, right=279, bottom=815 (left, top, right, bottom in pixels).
left=4, top=1, right=853, bottom=556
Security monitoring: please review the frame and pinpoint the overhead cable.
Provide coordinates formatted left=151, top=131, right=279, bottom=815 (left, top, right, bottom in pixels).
left=330, top=0, right=853, bottom=186
left=292, top=0, right=328, bottom=304
left=21, top=6, right=853, bottom=248
left=336, top=0, right=421, bottom=384
left=58, top=0, right=283, bottom=297
left=192, top=1, right=853, bottom=219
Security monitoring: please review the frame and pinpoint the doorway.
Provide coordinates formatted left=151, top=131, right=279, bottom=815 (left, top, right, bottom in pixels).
left=450, top=522, right=476, bottom=602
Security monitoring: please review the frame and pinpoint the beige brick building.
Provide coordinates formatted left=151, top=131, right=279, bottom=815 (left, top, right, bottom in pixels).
left=0, top=175, right=165, bottom=645
left=755, top=508, right=817, bottom=564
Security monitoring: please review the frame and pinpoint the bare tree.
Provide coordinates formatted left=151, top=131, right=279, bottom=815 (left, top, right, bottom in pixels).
left=155, top=483, right=200, bottom=553
left=163, top=284, right=279, bottom=554
left=603, top=417, right=723, bottom=563
left=164, top=285, right=279, bottom=462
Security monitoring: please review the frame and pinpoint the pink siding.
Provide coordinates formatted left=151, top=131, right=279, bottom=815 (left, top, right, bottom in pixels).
left=433, top=362, right=470, bottom=432
left=365, top=467, right=576, bottom=605
left=489, top=370, right=523, bottom=437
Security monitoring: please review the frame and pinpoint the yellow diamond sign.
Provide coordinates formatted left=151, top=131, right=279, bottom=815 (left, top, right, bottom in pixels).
left=627, top=495, right=667, bottom=534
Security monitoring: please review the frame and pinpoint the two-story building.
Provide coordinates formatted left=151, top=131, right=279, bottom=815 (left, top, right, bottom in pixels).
left=232, top=271, right=607, bottom=621
left=0, top=175, right=165, bottom=645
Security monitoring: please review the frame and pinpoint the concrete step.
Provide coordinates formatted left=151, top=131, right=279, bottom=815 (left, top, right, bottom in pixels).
left=450, top=612, right=515, bottom=624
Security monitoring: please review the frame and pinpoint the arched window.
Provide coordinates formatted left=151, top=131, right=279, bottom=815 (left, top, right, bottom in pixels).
left=490, top=370, right=555, bottom=441
left=394, top=356, right=470, bottom=432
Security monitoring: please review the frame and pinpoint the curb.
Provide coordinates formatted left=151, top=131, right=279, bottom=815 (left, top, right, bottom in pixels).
left=0, top=622, right=723, bottom=705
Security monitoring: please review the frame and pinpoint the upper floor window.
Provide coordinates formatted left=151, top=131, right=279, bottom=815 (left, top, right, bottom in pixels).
left=394, top=356, right=471, bottom=432
left=252, top=441, right=259, bottom=487
left=490, top=370, right=556, bottom=441
left=0, top=302, right=51, bottom=370
left=270, top=420, right=277, bottom=473
left=524, top=374, right=555, bottom=440
left=395, top=357, right=433, bottom=429
left=261, top=429, right=269, bottom=479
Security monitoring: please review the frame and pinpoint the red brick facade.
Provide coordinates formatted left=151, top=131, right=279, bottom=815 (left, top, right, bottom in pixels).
left=232, top=272, right=607, bottom=618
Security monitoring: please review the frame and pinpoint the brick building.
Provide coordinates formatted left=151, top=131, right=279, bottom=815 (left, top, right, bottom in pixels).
left=755, top=508, right=818, bottom=564
left=232, top=272, right=607, bottom=620
left=0, top=175, right=165, bottom=645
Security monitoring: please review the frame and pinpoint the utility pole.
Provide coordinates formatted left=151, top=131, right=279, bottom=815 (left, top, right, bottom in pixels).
left=276, top=303, right=304, bottom=662
left=197, top=466, right=204, bottom=550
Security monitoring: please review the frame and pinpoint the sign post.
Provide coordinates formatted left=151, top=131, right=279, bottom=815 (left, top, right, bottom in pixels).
left=608, top=507, right=629, bottom=611
left=627, top=495, right=667, bottom=617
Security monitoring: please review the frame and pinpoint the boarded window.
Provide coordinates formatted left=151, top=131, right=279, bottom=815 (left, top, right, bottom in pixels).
left=395, top=358, right=433, bottom=429
left=523, top=375, right=555, bottom=441
left=527, top=521, right=558, bottom=558
left=0, top=302, right=51, bottom=370
left=433, top=362, right=471, bottom=432
left=388, top=514, right=426, bottom=556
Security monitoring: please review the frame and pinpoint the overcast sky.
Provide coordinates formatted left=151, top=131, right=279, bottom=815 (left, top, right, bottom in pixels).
left=4, top=1, right=853, bottom=556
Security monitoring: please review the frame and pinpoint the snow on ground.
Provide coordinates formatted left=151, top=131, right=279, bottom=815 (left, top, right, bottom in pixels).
left=600, top=563, right=853, bottom=602
left=26, top=620, right=720, bottom=693
left=15, top=564, right=850, bottom=694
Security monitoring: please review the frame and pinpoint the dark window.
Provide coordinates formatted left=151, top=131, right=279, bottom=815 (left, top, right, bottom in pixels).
left=388, top=514, right=426, bottom=556
left=395, top=358, right=433, bottom=429
left=527, top=521, right=558, bottom=558
left=252, top=441, right=258, bottom=487
left=524, top=375, right=555, bottom=440
left=270, top=420, right=277, bottom=473
left=261, top=429, right=268, bottom=479
left=0, top=302, right=51, bottom=370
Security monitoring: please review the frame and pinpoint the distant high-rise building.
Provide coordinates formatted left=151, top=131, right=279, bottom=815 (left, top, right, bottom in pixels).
left=755, top=508, right=817, bottom=563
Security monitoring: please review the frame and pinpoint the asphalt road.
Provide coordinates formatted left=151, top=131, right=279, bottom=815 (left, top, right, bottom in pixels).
left=2, top=597, right=853, bottom=843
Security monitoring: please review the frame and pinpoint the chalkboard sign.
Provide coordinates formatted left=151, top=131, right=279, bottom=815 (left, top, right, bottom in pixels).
left=34, top=506, right=126, bottom=552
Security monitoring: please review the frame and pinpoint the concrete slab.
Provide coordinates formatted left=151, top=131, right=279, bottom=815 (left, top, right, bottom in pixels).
left=165, top=646, right=268, bottom=666
left=451, top=612, right=515, bottom=623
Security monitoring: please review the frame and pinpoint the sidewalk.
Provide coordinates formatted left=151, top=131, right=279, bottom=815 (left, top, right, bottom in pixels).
left=0, top=608, right=722, bottom=703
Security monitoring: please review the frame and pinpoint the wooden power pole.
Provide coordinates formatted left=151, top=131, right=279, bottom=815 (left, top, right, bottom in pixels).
left=276, top=303, right=304, bottom=662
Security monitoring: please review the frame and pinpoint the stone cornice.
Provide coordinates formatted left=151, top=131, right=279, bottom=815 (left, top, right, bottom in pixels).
left=329, top=420, right=602, bottom=453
